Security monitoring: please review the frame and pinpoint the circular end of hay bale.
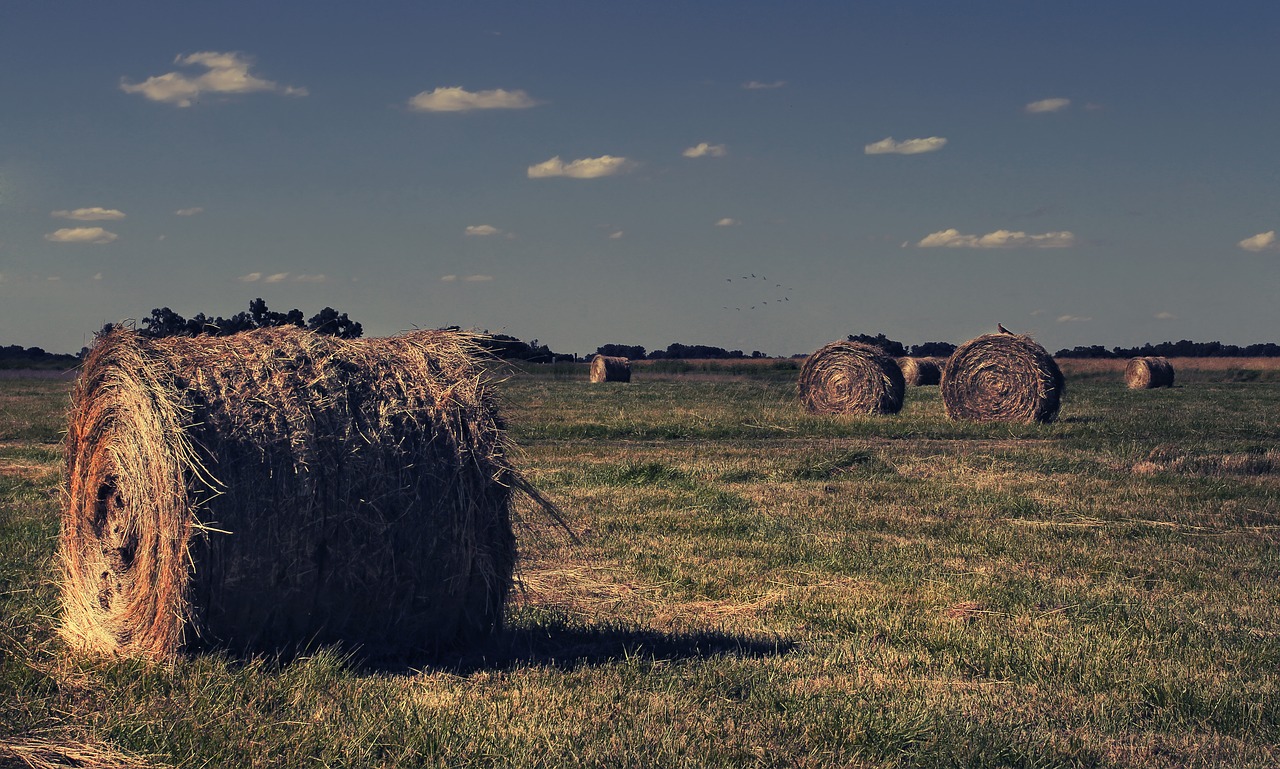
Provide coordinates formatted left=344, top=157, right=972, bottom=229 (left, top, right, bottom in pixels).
left=799, top=341, right=905, bottom=415
left=61, top=327, right=516, bottom=660
left=896, top=357, right=942, bottom=387
left=941, top=334, right=1064, bottom=423
left=590, top=355, right=631, bottom=383
left=1125, top=356, right=1175, bottom=389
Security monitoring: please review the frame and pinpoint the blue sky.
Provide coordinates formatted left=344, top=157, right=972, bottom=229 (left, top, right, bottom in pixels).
left=2, top=1, right=1278, bottom=357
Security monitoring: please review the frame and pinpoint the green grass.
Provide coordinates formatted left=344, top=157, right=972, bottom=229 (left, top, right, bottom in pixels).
left=2, top=367, right=1278, bottom=767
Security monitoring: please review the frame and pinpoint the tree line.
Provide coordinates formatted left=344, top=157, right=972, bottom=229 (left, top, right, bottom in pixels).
left=136, top=299, right=363, bottom=339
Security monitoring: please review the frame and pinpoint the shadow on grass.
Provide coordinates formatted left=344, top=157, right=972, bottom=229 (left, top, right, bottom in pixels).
left=365, top=619, right=795, bottom=675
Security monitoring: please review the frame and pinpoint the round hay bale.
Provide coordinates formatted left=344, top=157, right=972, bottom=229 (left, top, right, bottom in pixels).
left=896, top=357, right=943, bottom=387
left=61, top=326, right=516, bottom=660
left=941, top=334, right=1064, bottom=423
left=589, top=355, right=631, bottom=383
left=1125, top=356, right=1175, bottom=389
left=798, top=341, right=905, bottom=415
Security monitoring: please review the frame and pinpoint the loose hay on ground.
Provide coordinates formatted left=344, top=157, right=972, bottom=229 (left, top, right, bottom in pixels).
left=798, top=341, right=905, bottom=415
left=941, top=333, right=1064, bottom=423
left=61, top=326, right=518, bottom=660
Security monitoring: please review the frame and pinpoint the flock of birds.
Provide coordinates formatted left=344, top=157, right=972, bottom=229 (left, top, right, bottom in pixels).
left=720, top=273, right=795, bottom=311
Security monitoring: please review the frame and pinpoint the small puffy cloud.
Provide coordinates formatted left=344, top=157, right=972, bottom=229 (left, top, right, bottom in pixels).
left=1025, top=97, right=1071, bottom=114
left=239, top=272, right=262, bottom=282
left=264, top=272, right=290, bottom=283
left=45, top=227, right=117, bottom=244
left=1057, top=314, right=1092, bottom=323
left=1155, top=311, right=1176, bottom=320
left=916, top=228, right=1076, bottom=249
left=441, top=275, right=458, bottom=282
left=120, top=51, right=307, bottom=107
left=609, top=230, right=624, bottom=239
left=293, top=274, right=327, bottom=283
left=864, top=136, right=948, bottom=155
left=1238, top=230, right=1277, bottom=252
left=683, top=142, right=727, bottom=158
left=464, top=274, right=493, bottom=282
left=743, top=80, right=786, bottom=90
left=52, top=207, right=125, bottom=221
left=407, top=86, right=538, bottom=112
left=175, top=207, right=204, bottom=216
left=715, top=218, right=740, bottom=227
left=93, top=272, right=104, bottom=281
left=465, top=224, right=502, bottom=237
left=527, top=155, right=634, bottom=179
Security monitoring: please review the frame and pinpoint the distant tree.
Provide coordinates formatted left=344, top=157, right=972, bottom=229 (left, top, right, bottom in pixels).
left=909, top=341, right=957, bottom=358
left=597, top=344, right=646, bottom=360
left=651, top=343, right=744, bottom=360
left=140, top=307, right=190, bottom=338
left=307, top=307, right=363, bottom=339
left=846, top=333, right=907, bottom=358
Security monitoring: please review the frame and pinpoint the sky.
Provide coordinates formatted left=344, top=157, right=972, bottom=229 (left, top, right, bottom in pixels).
left=2, top=1, right=1278, bottom=357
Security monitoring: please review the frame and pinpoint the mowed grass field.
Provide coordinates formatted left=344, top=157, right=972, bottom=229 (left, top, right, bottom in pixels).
left=2, top=358, right=1278, bottom=767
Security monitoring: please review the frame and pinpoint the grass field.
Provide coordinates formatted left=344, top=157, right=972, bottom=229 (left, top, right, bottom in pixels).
left=2, top=360, right=1278, bottom=767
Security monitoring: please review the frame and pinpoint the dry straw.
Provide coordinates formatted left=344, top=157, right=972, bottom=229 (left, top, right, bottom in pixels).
left=1125, top=356, right=1175, bottom=389
left=896, top=357, right=943, bottom=387
left=798, top=341, right=905, bottom=415
left=941, top=332, right=1064, bottom=423
left=61, top=326, right=522, bottom=660
left=589, top=355, right=632, bottom=383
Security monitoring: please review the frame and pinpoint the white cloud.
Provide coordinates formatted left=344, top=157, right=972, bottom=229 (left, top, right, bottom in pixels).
left=293, top=274, right=327, bottom=283
left=464, top=274, right=493, bottom=282
left=93, top=272, right=104, bottom=281
left=175, top=207, right=204, bottom=216
left=120, top=51, right=307, bottom=107
left=864, top=137, right=947, bottom=155
left=609, top=231, right=624, bottom=239
left=1057, top=314, right=1092, bottom=323
left=465, top=224, right=502, bottom=237
left=683, top=142, right=727, bottom=158
left=264, top=272, right=290, bottom=283
left=1025, top=97, right=1071, bottom=114
left=44, top=227, right=117, bottom=244
left=1238, top=230, right=1277, bottom=252
left=715, top=218, right=740, bottom=227
left=239, top=272, right=262, bottom=282
left=441, top=275, right=458, bottom=282
left=47, top=276, right=62, bottom=282
left=407, top=86, right=538, bottom=112
left=916, top=228, right=1076, bottom=249
left=527, top=155, right=634, bottom=179
left=1155, top=311, right=1176, bottom=320
left=743, top=80, right=786, bottom=90
left=51, top=207, right=125, bottom=221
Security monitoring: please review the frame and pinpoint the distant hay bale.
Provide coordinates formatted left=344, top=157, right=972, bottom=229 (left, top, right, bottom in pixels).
left=1125, top=356, right=1175, bottom=389
left=798, top=341, right=905, bottom=415
left=896, top=357, right=943, bottom=387
left=941, top=334, right=1064, bottom=423
left=590, top=355, right=631, bottom=383
left=61, top=326, right=517, bottom=660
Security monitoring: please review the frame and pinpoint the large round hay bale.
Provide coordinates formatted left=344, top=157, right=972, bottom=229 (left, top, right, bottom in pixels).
left=1125, top=356, right=1175, bottom=389
left=941, top=334, right=1064, bottom=423
left=589, top=355, right=631, bottom=383
left=896, top=357, right=943, bottom=387
left=798, top=341, right=905, bottom=415
left=61, top=326, right=515, bottom=660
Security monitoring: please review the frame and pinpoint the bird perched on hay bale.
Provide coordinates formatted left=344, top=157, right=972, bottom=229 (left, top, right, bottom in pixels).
left=896, top=357, right=943, bottom=387
left=798, top=341, right=905, bottom=415
left=589, top=355, right=632, bottom=383
left=941, top=332, right=1064, bottom=423
left=60, top=326, right=525, bottom=660
left=1125, top=356, right=1175, bottom=389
